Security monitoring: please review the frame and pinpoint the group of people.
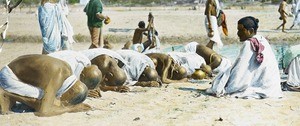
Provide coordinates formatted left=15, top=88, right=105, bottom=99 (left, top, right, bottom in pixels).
left=0, top=0, right=300, bottom=117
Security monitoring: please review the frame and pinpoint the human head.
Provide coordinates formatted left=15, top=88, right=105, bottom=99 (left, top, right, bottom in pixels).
left=91, top=55, right=127, bottom=86
left=200, top=64, right=212, bottom=77
left=80, top=65, right=102, bottom=90
left=138, top=66, right=159, bottom=82
left=237, top=16, right=259, bottom=42
left=61, top=81, right=88, bottom=105
left=138, top=21, right=145, bottom=28
left=171, top=64, right=187, bottom=80
left=102, top=69, right=127, bottom=86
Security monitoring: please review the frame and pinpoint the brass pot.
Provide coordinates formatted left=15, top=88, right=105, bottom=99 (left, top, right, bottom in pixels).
left=191, top=68, right=206, bottom=80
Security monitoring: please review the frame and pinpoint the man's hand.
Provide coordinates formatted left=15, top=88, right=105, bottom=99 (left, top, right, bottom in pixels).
left=115, top=86, right=130, bottom=92
left=88, top=88, right=101, bottom=98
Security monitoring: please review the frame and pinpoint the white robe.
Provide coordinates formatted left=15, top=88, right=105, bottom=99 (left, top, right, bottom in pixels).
left=207, top=35, right=283, bottom=99
left=38, top=2, right=74, bottom=53
left=48, top=50, right=91, bottom=78
left=0, top=65, right=77, bottom=99
left=167, top=52, right=206, bottom=75
left=116, top=50, right=155, bottom=83
left=286, top=54, right=300, bottom=86
left=80, top=48, right=127, bottom=67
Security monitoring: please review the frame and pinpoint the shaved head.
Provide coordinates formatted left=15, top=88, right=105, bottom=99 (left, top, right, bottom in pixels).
left=80, top=65, right=102, bottom=89
left=138, top=66, right=159, bottom=82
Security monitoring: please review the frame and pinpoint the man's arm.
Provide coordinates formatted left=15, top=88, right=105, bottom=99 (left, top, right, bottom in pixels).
left=205, top=0, right=214, bottom=32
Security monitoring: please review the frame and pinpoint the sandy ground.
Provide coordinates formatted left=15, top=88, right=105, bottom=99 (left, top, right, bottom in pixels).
left=1, top=5, right=300, bottom=125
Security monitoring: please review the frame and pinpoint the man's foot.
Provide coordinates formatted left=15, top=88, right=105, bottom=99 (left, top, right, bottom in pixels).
left=282, top=30, right=287, bottom=33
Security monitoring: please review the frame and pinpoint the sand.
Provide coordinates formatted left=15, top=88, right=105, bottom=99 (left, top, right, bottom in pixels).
left=0, top=5, right=300, bottom=125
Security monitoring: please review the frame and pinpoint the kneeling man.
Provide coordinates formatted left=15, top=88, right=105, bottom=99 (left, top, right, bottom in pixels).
left=0, top=54, right=102, bottom=116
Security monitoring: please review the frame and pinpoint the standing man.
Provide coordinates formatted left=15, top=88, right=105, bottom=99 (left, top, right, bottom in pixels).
left=204, top=0, right=223, bottom=49
left=277, top=0, right=288, bottom=32
left=84, top=0, right=110, bottom=49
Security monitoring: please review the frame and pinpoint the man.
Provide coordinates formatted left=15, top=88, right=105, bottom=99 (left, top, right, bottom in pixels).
left=0, top=54, right=102, bottom=116
left=84, top=0, right=110, bottom=49
left=206, top=16, right=283, bottom=99
left=277, top=0, right=288, bottom=32
left=130, top=13, right=155, bottom=53
left=116, top=50, right=162, bottom=87
left=184, top=41, right=232, bottom=77
left=147, top=53, right=186, bottom=84
left=48, top=50, right=103, bottom=97
left=204, top=0, right=223, bottom=49
left=281, top=55, right=300, bottom=91
left=38, top=0, right=75, bottom=54
left=81, top=48, right=129, bottom=96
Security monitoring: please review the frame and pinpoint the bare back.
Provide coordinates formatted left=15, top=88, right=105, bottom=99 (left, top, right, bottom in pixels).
left=8, top=55, right=72, bottom=89
left=132, top=28, right=147, bottom=44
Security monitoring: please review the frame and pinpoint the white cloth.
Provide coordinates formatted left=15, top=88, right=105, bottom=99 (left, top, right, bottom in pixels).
left=48, top=50, right=91, bottom=78
left=143, top=36, right=161, bottom=54
left=205, top=16, right=223, bottom=48
left=167, top=52, right=206, bottom=75
left=208, top=35, right=283, bottom=99
left=286, top=54, right=300, bottom=86
left=0, top=66, right=77, bottom=99
left=80, top=48, right=127, bottom=67
left=116, top=50, right=155, bottom=83
left=59, top=0, right=69, bottom=16
left=131, top=43, right=145, bottom=53
left=38, top=2, right=74, bottom=53
left=184, top=41, right=199, bottom=53
left=212, top=57, right=232, bottom=74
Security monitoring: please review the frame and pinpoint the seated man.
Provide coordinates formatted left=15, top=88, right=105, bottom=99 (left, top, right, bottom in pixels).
left=116, top=50, right=162, bottom=87
left=146, top=53, right=187, bottom=84
left=81, top=48, right=129, bottom=96
left=184, top=41, right=232, bottom=76
left=0, top=54, right=101, bottom=116
left=206, top=16, right=283, bottom=99
left=281, top=54, right=300, bottom=91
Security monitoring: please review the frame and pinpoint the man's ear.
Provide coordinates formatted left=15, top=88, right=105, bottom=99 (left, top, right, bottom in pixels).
left=248, top=28, right=255, bottom=36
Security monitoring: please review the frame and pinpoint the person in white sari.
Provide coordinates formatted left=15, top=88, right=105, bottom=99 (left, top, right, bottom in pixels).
left=38, top=0, right=75, bottom=54
left=206, top=16, right=283, bottom=99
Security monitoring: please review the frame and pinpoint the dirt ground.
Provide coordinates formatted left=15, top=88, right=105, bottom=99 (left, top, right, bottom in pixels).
left=0, top=5, right=300, bottom=125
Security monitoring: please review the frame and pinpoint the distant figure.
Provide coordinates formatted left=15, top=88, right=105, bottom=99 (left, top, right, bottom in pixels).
left=290, top=0, right=300, bottom=29
left=38, top=0, right=75, bottom=54
left=277, top=0, right=288, bottom=32
left=206, top=16, right=283, bottom=99
left=204, top=0, right=223, bottom=49
left=84, top=0, right=110, bottom=49
left=131, top=20, right=153, bottom=52
left=0, top=54, right=101, bottom=116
